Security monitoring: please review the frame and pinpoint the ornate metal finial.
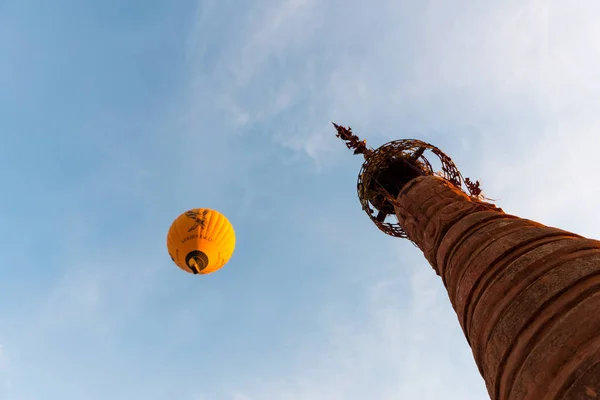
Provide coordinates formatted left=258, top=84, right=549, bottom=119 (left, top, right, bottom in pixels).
left=332, top=123, right=373, bottom=158
left=333, top=123, right=487, bottom=239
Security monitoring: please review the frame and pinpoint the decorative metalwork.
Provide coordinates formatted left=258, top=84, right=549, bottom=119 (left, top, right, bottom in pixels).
left=334, top=123, right=487, bottom=239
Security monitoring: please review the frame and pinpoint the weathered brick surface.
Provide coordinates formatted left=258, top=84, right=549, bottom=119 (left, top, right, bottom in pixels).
left=394, top=175, right=600, bottom=400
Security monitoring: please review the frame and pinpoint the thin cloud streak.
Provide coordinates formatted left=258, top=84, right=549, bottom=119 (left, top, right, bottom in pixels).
left=180, top=0, right=600, bottom=398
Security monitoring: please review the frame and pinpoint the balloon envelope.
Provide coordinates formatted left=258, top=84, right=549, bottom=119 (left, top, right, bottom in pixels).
left=166, top=208, right=236, bottom=275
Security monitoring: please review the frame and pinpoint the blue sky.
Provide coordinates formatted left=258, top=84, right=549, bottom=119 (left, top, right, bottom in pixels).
left=3, top=0, right=600, bottom=399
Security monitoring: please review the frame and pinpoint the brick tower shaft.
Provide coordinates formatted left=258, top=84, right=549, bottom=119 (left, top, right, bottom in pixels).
left=394, top=175, right=600, bottom=400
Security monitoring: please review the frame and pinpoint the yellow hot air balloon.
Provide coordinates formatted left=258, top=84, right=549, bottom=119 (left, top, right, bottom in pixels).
left=166, top=208, right=236, bottom=275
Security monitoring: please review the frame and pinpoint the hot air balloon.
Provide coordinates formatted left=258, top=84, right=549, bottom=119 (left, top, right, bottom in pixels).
left=166, top=208, right=236, bottom=275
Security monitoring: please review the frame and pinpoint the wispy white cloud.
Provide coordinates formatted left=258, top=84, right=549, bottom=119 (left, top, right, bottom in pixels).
left=230, top=0, right=319, bottom=86
left=4, top=1, right=600, bottom=399
left=178, top=1, right=600, bottom=399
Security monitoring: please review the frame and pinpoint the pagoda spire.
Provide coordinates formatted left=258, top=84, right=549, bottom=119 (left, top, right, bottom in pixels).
left=335, top=123, right=600, bottom=400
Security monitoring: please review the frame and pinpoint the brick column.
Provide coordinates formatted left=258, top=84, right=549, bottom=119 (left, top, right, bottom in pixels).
left=394, top=175, right=600, bottom=400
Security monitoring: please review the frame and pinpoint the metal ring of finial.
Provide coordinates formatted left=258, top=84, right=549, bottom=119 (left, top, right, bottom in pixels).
left=357, top=139, right=483, bottom=239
